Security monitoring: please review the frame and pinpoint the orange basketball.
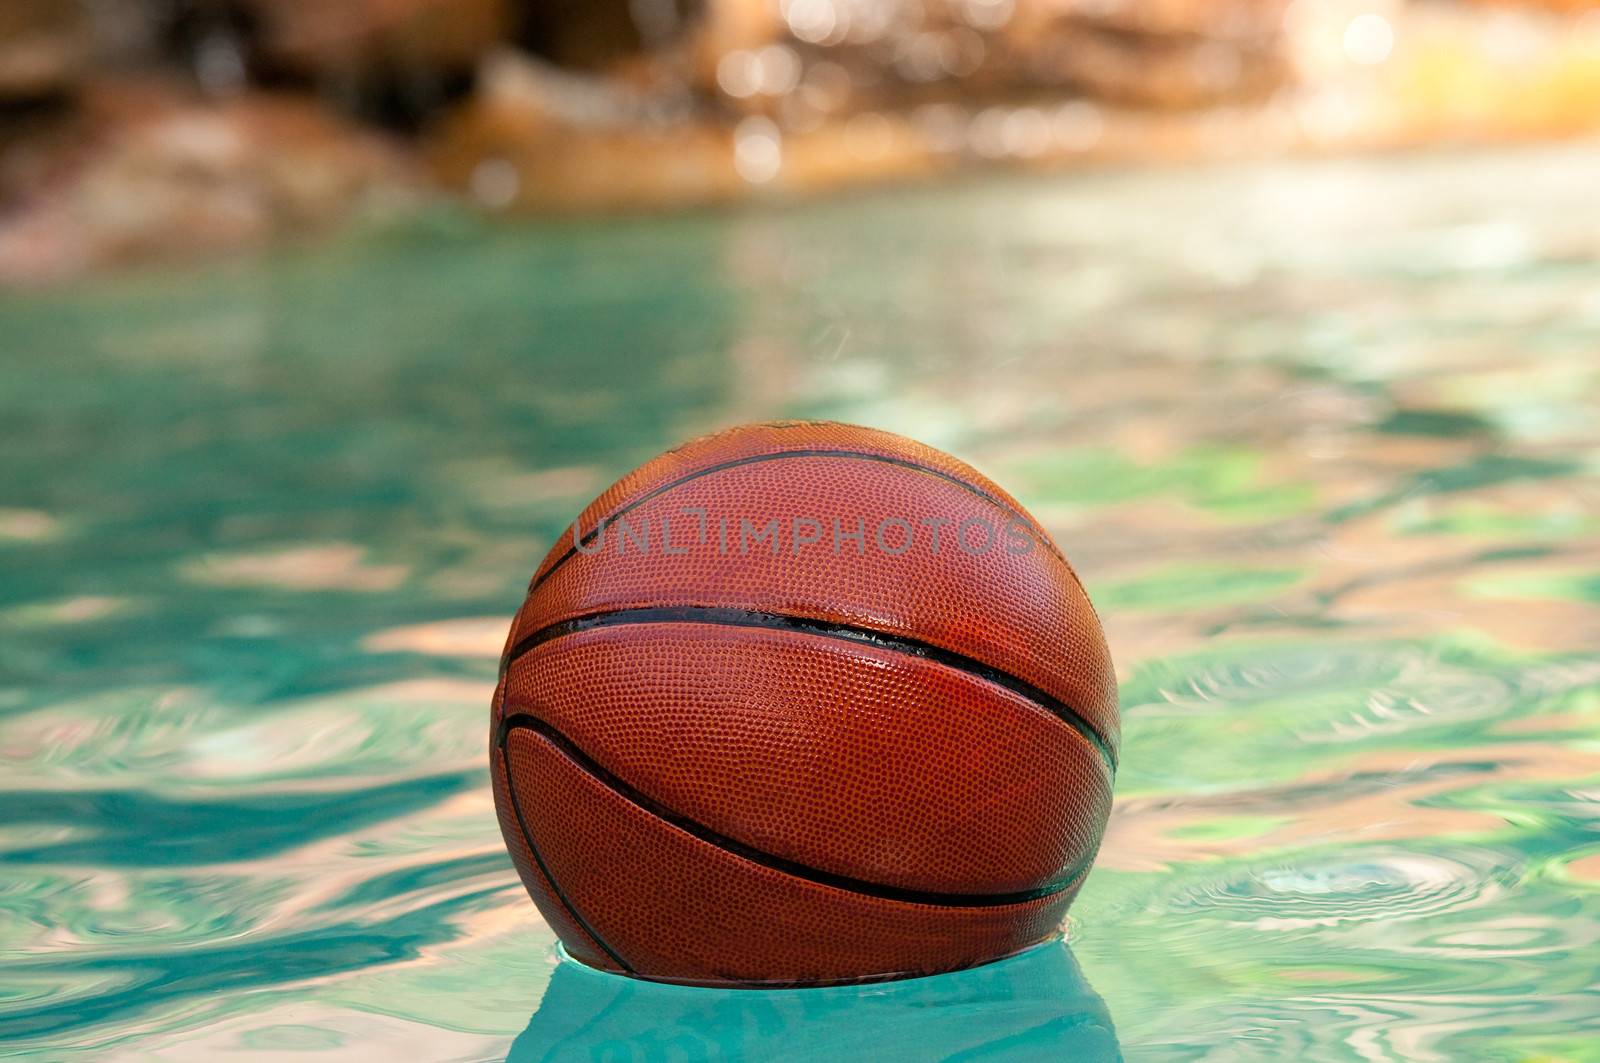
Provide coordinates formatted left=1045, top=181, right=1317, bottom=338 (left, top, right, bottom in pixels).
left=490, top=422, right=1119, bottom=986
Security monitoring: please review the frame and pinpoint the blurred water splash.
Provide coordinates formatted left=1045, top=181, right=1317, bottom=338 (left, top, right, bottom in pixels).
left=1, top=144, right=1599, bottom=1059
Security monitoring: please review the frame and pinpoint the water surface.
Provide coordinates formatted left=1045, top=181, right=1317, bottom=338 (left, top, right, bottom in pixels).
left=2, top=145, right=1598, bottom=1060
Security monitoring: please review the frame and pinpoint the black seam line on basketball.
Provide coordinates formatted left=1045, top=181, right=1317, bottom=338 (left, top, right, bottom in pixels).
left=504, top=606, right=1117, bottom=774
left=526, top=448, right=1067, bottom=599
left=497, top=744, right=634, bottom=974
left=499, top=713, right=1094, bottom=909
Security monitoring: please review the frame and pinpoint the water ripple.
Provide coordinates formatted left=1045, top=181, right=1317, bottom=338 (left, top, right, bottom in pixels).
left=1154, top=846, right=1513, bottom=932
left=0, top=773, right=478, bottom=867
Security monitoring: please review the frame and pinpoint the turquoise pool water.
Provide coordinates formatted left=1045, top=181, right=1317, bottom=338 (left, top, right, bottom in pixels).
left=2, top=144, right=1598, bottom=1061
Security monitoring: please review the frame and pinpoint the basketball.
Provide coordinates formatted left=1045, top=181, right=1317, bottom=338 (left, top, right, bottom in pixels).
left=490, top=421, right=1119, bottom=986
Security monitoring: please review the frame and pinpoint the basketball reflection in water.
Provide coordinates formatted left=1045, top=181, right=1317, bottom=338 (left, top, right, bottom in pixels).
left=508, top=938, right=1120, bottom=1062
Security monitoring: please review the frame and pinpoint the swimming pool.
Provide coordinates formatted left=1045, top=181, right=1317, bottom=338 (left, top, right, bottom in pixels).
left=1, top=143, right=1597, bottom=1060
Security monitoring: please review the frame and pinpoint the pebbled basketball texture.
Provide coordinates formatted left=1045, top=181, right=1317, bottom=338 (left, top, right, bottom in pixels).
left=490, top=421, right=1118, bottom=986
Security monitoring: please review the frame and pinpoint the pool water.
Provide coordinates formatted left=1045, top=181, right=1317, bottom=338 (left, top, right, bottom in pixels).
left=2, top=144, right=1598, bottom=1061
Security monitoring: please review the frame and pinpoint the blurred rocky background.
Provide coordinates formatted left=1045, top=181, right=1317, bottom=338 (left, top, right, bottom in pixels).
left=2, top=0, right=1599, bottom=282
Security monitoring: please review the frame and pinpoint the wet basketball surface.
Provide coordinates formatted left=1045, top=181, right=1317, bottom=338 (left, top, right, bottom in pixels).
left=2, top=144, right=1597, bottom=1059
